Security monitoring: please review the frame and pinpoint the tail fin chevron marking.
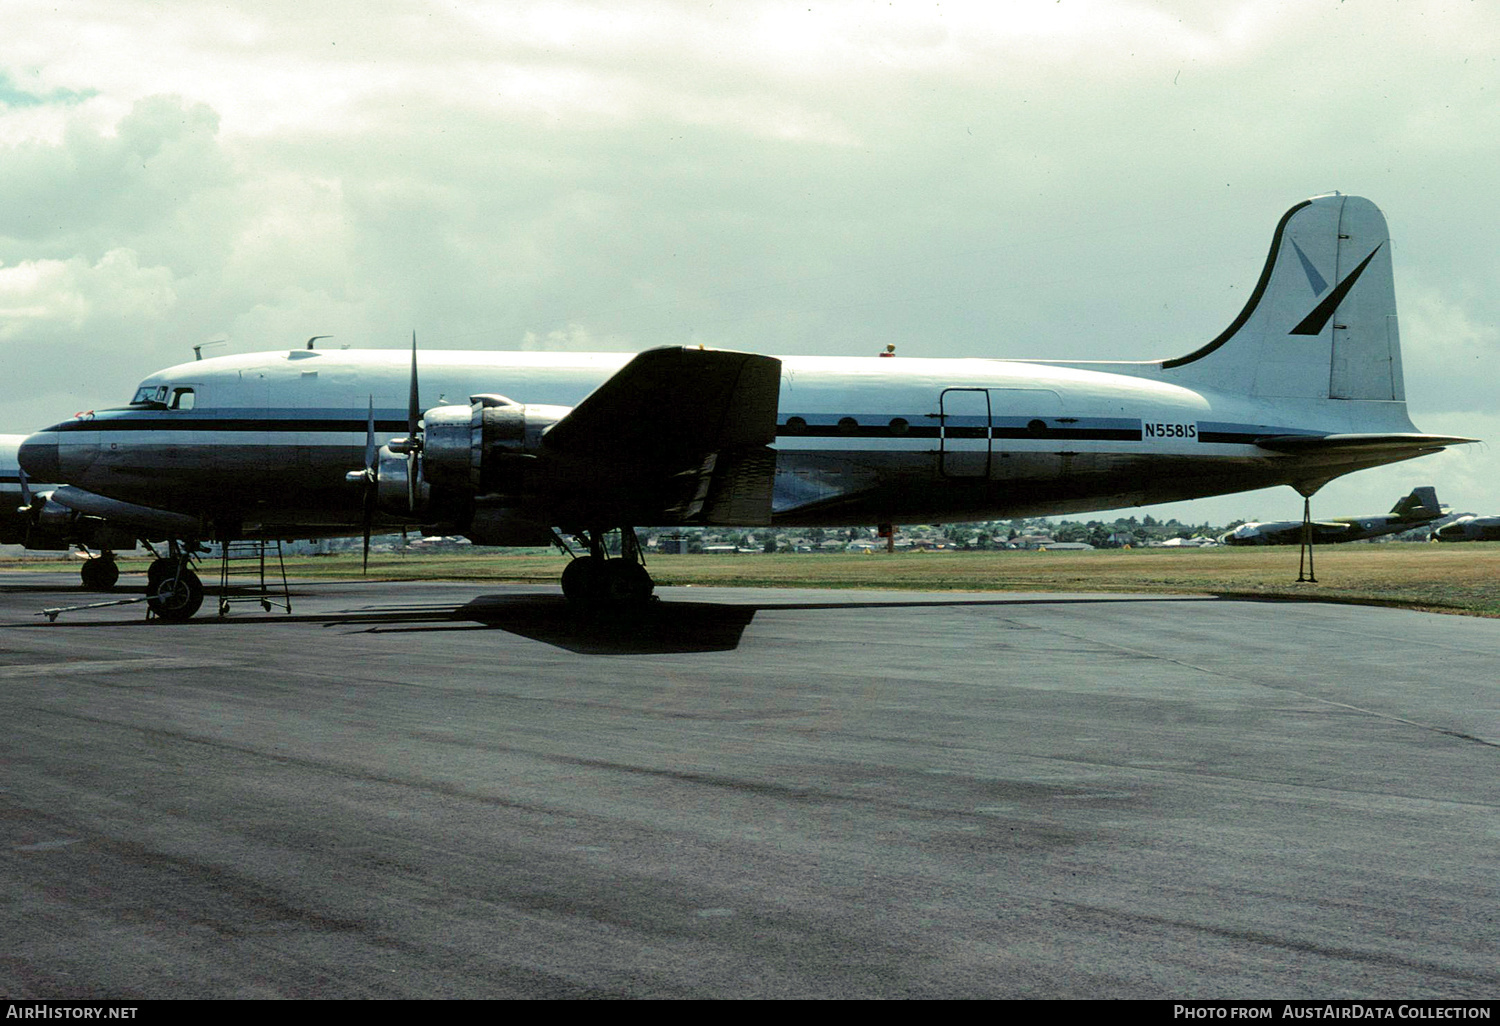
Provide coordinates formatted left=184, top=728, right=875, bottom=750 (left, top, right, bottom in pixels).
left=1290, top=238, right=1329, bottom=296
left=1289, top=243, right=1383, bottom=336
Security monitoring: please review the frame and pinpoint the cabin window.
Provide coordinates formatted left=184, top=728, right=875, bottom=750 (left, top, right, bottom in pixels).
left=170, top=388, right=196, bottom=410
left=838, top=417, right=859, bottom=435
left=784, top=416, right=807, bottom=435
left=888, top=417, right=909, bottom=436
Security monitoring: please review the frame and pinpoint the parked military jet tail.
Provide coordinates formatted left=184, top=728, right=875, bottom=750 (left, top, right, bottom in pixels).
left=1390, top=485, right=1442, bottom=519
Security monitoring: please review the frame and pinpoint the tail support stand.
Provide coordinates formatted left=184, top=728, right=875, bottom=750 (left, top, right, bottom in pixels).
left=1297, top=496, right=1317, bottom=584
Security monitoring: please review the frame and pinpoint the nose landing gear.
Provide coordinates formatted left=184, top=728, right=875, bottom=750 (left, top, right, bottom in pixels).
left=78, top=552, right=120, bottom=591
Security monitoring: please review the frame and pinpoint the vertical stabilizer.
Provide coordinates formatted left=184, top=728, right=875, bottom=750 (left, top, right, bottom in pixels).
left=1391, top=486, right=1441, bottom=518
left=1161, top=194, right=1404, bottom=403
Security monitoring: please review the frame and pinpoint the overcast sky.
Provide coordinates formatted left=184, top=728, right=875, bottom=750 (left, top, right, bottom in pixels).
left=3, top=0, right=1496, bottom=526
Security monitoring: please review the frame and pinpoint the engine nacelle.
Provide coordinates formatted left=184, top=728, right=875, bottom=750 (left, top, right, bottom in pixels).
left=375, top=445, right=432, bottom=513
left=464, top=506, right=555, bottom=547
left=421, top=397, right=571, bottom=495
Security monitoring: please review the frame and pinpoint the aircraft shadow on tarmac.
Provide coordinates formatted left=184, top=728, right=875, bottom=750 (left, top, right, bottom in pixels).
left=336, top=593, right=1210, bottom=655
left=267, top=591, right=1210, bottom=655
left=6, top=580, right=1209, bottom=656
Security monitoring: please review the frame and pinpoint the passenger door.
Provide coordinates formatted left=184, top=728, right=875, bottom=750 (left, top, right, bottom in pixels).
left=939, top=388, right=991, bottom=478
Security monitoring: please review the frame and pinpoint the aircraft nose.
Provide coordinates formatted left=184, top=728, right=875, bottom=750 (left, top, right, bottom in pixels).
left=17, top=432, right=59, bottom=482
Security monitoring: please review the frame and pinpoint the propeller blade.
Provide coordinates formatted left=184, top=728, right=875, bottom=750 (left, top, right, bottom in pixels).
left=364, top=395, right=376, bottom=475
left=362, top=483, right=375, bottom=574
left=407, top=331, right=420, bottom=444
left=407, top=332, right=420, bottom=511
left=361, top=394, right=376, bottom=573
left=17, top=465, right=31, bottom=508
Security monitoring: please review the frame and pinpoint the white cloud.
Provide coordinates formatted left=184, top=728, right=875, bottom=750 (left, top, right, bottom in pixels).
left=0, top=249, right=175, bottom=337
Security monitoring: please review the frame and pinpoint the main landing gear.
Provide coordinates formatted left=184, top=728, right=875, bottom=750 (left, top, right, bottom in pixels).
left=145, top=545, right=204, bottom=622
left=558, top=527, right=655, bottom=610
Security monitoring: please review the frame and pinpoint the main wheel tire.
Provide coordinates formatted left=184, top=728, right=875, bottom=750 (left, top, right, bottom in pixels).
left=80, top=558, right=119, bottom=591
left=561, top=555, right=603, bottom=607
left=147, top=568, right=204, bottom=622
left=602, top=560, right=654, bottom=605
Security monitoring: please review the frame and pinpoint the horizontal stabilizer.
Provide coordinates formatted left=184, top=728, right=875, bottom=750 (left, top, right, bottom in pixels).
left=1252, top=433, right=1477, bottom=456
left=542, top=347, right=782, bottom=469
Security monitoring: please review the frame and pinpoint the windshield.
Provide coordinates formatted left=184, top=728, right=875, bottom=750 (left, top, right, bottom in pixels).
left=131, top=385, right=169, bottom=407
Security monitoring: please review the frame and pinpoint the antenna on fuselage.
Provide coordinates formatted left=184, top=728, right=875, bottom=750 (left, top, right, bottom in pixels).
left=305, top=335, right=333, bottom=350
left=193, top=339, right=228, bottom=361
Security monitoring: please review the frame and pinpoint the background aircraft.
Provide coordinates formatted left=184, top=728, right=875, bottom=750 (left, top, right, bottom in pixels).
left=1, top=435, right=143, bottom=589
left=1432, top=515, right=1500, bottom=542
left=1221, top=487, right=1447, bottom=546
left=15, top=194, right=1477, bottom=618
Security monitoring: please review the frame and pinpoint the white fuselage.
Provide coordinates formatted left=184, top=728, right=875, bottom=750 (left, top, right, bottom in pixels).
left=18, top=346, right=1425, bottom=540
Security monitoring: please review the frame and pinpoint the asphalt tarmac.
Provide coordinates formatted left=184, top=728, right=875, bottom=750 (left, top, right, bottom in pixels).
left=1, top=570, right=1496, bottom=999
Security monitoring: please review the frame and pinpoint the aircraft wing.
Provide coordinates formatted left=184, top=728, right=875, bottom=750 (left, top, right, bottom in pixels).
left=539, top=347, right=782, bottom=525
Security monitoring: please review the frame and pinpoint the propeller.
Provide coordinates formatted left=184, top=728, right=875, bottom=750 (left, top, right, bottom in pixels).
left=17, top=465, right=31, bottom=510
left=404, top=331, right=421, bottom=511
left=347, top=334, right=424, bottom=572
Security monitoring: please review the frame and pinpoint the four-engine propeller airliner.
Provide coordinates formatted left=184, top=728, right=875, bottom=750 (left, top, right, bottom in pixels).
left=15, top=193, right=1476, bottom=618
left=3, top=435, right=150, bottom=590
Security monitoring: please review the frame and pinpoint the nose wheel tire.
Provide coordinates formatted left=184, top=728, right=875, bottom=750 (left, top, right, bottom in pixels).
left=79, top=558, right=119, bottom=591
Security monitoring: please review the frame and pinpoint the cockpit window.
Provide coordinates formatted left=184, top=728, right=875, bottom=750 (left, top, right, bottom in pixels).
left=131, top=385, right=169, bottom=407
left=170, top=388, right=195, bottom=410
